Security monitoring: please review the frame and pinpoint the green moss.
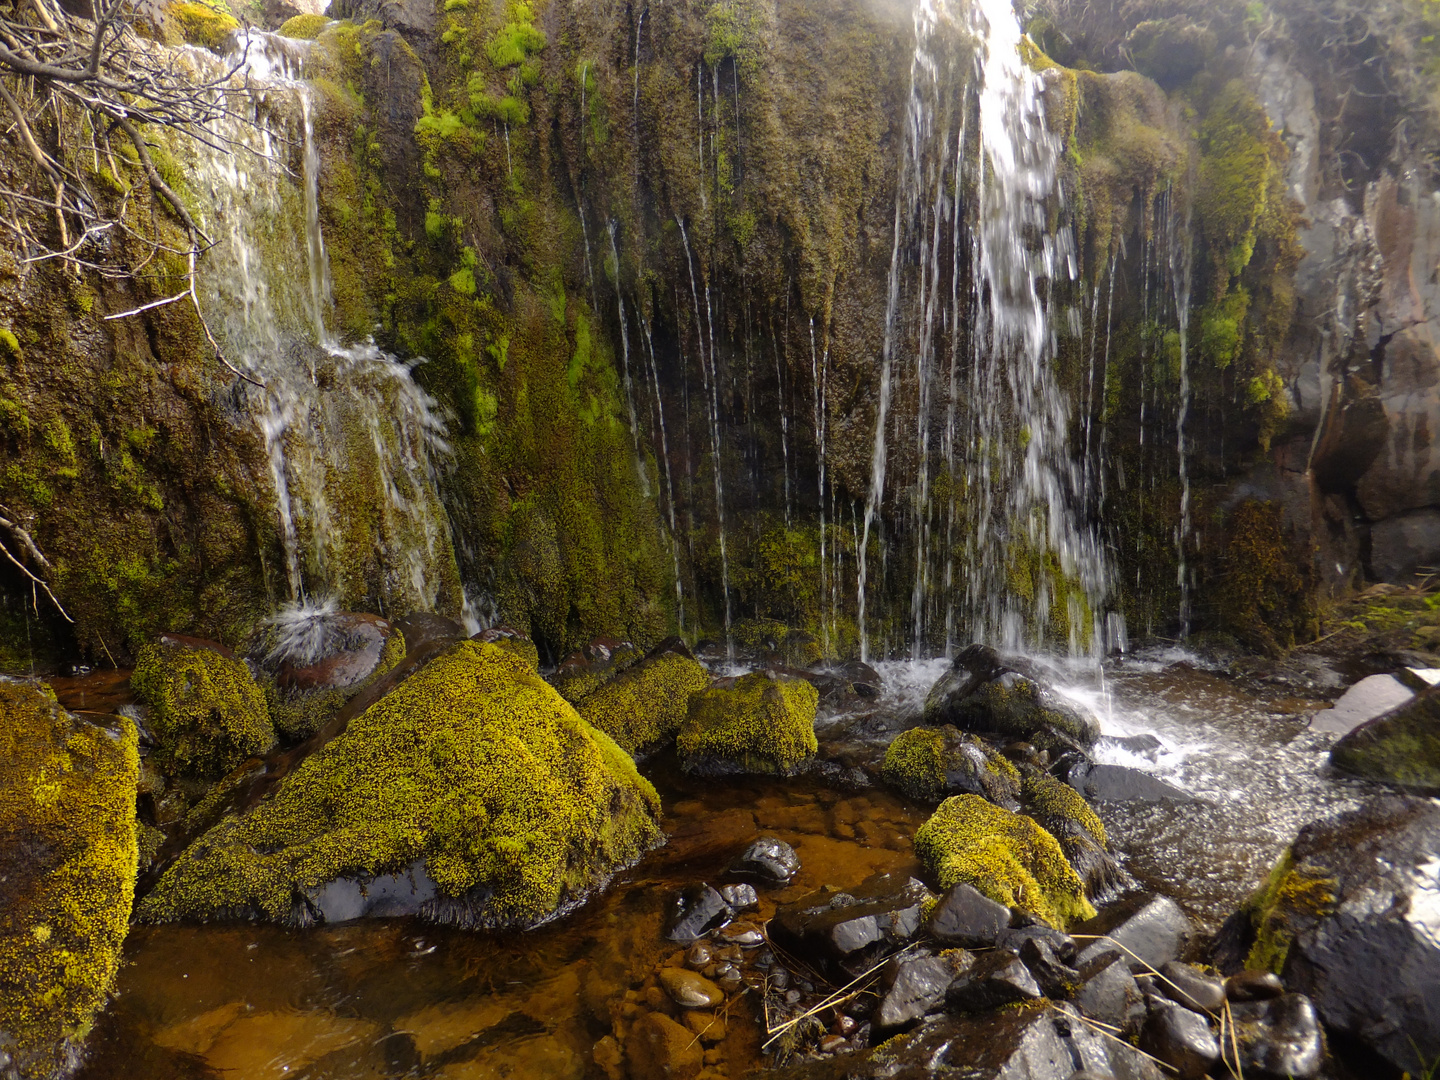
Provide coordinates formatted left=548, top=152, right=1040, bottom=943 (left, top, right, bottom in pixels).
left=131, top=642, right=275, bottom=781
left=1196, top=80, right=1278, bottom=289
left=552, top=640, right=644, bottom=703
left=278, top=13, right=329, bottom=38
left=913, top=794, right=1097, bottom=929
left=1209, top=499, right=1316, bottom=655
left=170, top=1, right=239, bottom=49
left=1021, top=771, right=1106, bottom=848
left=576, top=651, right=711, bottom=753
left=0, top=328, right=20, bottom=359
left=677, top=670, right=819, bottom=775
left=266, top=629, right=407, bottom=742
left=882, top=726, right=1021, bottom=805
left=0, top=682, right=138, bottom=1079
left=1330, top=688, right=1440, bottom=791
left=1241, top=847, right=1336, bottom=974
left=138, top=641, right=662, bottom=927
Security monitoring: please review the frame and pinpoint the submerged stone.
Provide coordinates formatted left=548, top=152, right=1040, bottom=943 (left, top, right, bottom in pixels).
left=0, top=681, right=139, bottom=1080
left=881, top=725, right=1021, bottom=806
left=728, top=836, right=801, bottom=886
left=665, top=884, right=732, bottom=943
left=658, top=968, right=724, bottom=1009
left=131, top=638, right=275, bottom=781
left=922, top=644, right=1101, bottom=747
left=1329, top=683, right=1440, bottom=791
left=137, top=641, right=662, bottom=929
left=574, top=639, right=710, bottom=753
left=677, top=670, right=819, bottom=776
left=913, top=794, right=1096, bottom=929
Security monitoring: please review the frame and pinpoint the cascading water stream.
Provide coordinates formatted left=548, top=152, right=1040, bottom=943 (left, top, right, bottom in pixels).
left=639, top=311, right=686, bottom=631
left=1166, top=184, right=1195, bottom=637
left=607, top=223, right=649, bottom=495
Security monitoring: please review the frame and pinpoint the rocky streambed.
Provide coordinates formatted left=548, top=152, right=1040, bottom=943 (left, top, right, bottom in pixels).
left=0, top=594, right=1429, bottom=1080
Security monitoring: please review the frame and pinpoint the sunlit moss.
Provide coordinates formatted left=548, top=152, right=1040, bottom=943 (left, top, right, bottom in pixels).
left=576, top=650, right=710, bottom=752
left=678, top=670, right=818, bottom=775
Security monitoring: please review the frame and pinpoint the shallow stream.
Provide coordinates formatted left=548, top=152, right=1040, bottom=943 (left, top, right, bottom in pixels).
left=70, top=647, right=1366, bottom=1079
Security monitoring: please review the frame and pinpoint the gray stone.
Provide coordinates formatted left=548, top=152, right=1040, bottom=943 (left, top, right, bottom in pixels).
left=923, top=644, right=1101, bottom=746
left=719, top=883, right=758, bottom=911
left=729, top=836, right=801, bottom=886
left=304, top=860, right=436, bottom=922
left=1229, top=994, right=1325, bottom=1079
left=1309, top=673, right=1414, bottom=736
left=926, top=883, right=1011, bottom=948
left=1225, top=970, right=1284, bottom=1002
left=1074, top=954, right=1144, bottom=1031
left=1068, top=762, right=1194, bottom=803
left=946, top=950, right=1043, bottom=1012
left=1330, top=683, right=1440, bottom=792
left=1158, top=962, right=1225, bottom=1013
left=872, top=952, right=965, bottom=1037
left=1020, top=936, right=1083, bottom=1000
left=1074, top=894, right=1192, bottom=973
left=1140, top=997, right=1220, bottom=1080
left=666, top=884, right=732, bottom=942
left=770, top=872, right=933, bottom=981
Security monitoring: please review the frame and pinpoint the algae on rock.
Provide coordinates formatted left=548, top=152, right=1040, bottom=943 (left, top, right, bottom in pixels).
left=138, top=641, right=663, bottom=929
left=913, top=794, right=1097, bottom=929
left=677, top=670, right=819, bottom=776
left=0, top=681, right=138, bottom=1080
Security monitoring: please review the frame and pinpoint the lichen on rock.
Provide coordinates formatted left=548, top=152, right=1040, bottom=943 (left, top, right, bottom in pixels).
left=677, top=670, right=819, bottom=776
left=137, top=640, right=663, bottom=929
left=0, top=681, right=139, bottom=1080
left=1019, top=771, right=1122, bottom=900
left=575, top=641, right=711, bottom=754
left=913, top=794, right=1097, bottom=929
left=130, top=640, right=275, bottom=781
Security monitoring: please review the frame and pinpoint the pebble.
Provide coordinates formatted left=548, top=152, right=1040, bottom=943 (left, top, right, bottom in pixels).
left=1159, top=961, right=1226, bottom=1012
left=682, top=1010, right=727, bottom=1043
left=834, top=1014, right=857, bottom=1036
left=659, top=968, right=725, bottom=1009
left=1225, top=969, right=1284, bottom=1002
left=720, top=883, right=759, bottom=911
left=767, top=967, right=790, bottom=990
left=819, top=1035, right=847, bottom=1053
left=784, top=989, right=802, bottom=1004
left=716, top=921, right=765, bottom=947
left=715, top=966, right=743, bottom=993
left=685, top=942, right=713, bottom=970
left=715, top=944, right=743, bottom=963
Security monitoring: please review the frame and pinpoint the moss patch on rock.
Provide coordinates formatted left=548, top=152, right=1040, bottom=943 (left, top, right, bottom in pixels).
left=677, top=670, right=819, bottom=776
left=913, top=794, right=1096, bottom=929
left=277, top=13, right=329, bottom=38
left=1330, top=684, right=1440, bottom=792
left=1019, top=771, right=1120, bottom=900
left=575, top=648, right=710, bottom=754
left=0, top=681, right=138, bottom=1080
left=1237, top=846, right=1337, bottom=975
left=265, top=629, right=407, bottom=742
left=882, top=725, right=1021, bottom=806
left=169, top=1, right=238, bottom=48
left=137, top=641, right=662, bottom=929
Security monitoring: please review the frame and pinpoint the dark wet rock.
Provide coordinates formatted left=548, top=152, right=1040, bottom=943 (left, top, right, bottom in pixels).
left=872, top=952, right=967, bottom=1038
left=1074, top=954, right=1145, bottom=1031
left=1329, top=683, right=1440, bottom=791
left=667, top=884, right=733, bottom=943
left=305, top=861, right=436, bottom=922
left=729, top=836, right=801, bottom=886
left=881, top=724, right=1022, bottom=806
left=800, top=660, right=884, bottom=705
left=1225, top=970, right=1284, bottom=1002
left=1311, top=673, right=1416, bottom=736
left=770, top=872, right=933, bottom=981
left=1229, top=993, right=1325, bottom=1078
left=1140, top=997, right=1221, bottom=1080
left=1216, top=796, right=1440, bottom=1074
left=925, top=883, right=1011, bottom=948
left=945, top=950, right=1043, bottom=1012
left=155, top=631, right=235, bottom=658
left=1019, top=936, right=1083, bottom=999
left=470, top=625, right=540, bottom=668
left=719, top=883, right=759, bottom=911
left=0, top=683, right=139, bottom=1080
left=1124, top=15, right=1217, bottom=89
left=685, top=941, right=712, bottom=970
left=679, top=671, right=819, bottom=776
left=551, top=636, right=644, bottom=704
left=1064, top=760, right=1195, bottom=803
left=391, top=611, right=463, bottom=653
left=923, top=644, right=1101, bottom=746
left=1001, top=924, right=1078, bottom=963
left=1158, top=962, right=1224, bottom=1013
left=1096, top=732, right=1164, bottom=760
left=1073, top=893, right=1192, bottom=973
left=1021, top=770, right=1125, bottom=901
left=659, top=968, right=724, bottom=1009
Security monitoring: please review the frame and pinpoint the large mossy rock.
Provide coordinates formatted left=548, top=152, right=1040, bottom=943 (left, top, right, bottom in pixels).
left=575, top=640, right=710, bottom=753
left=1020, top=772, right=1122, bottom=901
left=1329, top=684, right=1440, bottom=792
left=130, top=639, right=275, bottom=780
left=881, top=725, right=1021, bottom=806
left=677, top=670, right=819, bottom=776
left=1216, top=796, right=1440, bottom=1075
left=923, top=645, right=1101, bottom=747
left=552, top=637, right=645, bottom=704
left=913, top=794, right=1097, bottom=930
left=137, top=641, right=662, bottom=929
left=0, top=681, right=138, bottom=1080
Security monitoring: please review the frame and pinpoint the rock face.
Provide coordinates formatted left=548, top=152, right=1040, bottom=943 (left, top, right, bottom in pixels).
left=130, top=638, right=275, bottom=780
left=1219, top=796, right=1440, bottom=1074
left=923, top=646, right=1101, bottom=747
left=1329, top=683, right=1440, bottom=791
left=0, top=681, right=139, bottom=1080
left=881, top=725, right=1021, bottom=806
left=677, top=670, right=819, bottom=776
left=137, top=641, right=662, bottom=929
left=574, top=639, right=710, bottom=753
left=913, top=795, right=1096, bottom=929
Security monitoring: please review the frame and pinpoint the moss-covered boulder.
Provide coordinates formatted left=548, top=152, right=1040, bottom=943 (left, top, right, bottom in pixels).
left=471, top=626, right=540, bottom=669
left=137, top=641, right=662, bottom=929
left=913, top=795, right=1097, bottom=929
left=677, top=670, right=819, bottom=776
left=923, top=644, right=1101, bottom=747
left=575, top=639, right=710, bottom=753
left=169, top=0, right=238, bottom=48
left=131, top=640, right=275, bottom=781
left=1020, top=772, right=1122, bottom=901
left=551, top=637, right=645, bottom=704
left=1329, top=684, right=1440, bottom=792
left=881, top=726, right=1021, bottom=807
left=277, top=12, right=329, bottom=38
left=0, top=681, right=138, bottom=1080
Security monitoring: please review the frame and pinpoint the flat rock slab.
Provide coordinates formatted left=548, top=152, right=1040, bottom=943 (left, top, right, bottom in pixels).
left=1310, top=674, right=1413, bottom=735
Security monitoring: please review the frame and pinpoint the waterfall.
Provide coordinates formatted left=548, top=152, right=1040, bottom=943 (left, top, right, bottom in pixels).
left=639, top=312, right=686, bottom=632
left=1166, top=184, right=1195, bottom=637
left=183, top=31, right=453, bottom=614
left=810, top=319, right=829, bottom=657
left=607, top=223, right=649, bottom=495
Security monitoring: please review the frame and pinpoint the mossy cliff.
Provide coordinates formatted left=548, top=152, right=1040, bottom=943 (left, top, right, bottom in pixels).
left=138, top=641, right=662, bottom=929
left=0, top=682, right=138, bottom=1080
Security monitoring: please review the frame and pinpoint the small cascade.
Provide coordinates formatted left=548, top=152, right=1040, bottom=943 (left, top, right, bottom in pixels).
left=678, top=219, right=731, bottom=650
left=638, top=311, right=686, bottom=631
left=771, top=309, right=791, bottom=526
left=606, top=223, right=649, bottom=495
left=1166, top=184, right=1195, bottom=637
left=183, top=31, right=453, bottom=613
left=810, top=319, right=829, bottom=657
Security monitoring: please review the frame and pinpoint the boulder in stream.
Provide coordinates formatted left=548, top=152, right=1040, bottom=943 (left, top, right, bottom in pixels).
left=913, top=794, right=1096, bottom=929
left=881, top=725, right=1021, bottom=806
left=130, top=636, right=275, bottom=780
left=574, top=638, right=710, bottom=753
left=551, top=636, right=645, bottom=703
left=923, top=644, right=1101, bottom=747
left=677, top=670, right=819, bottom=776
left=137, top=640, right=662, bottom=930
left=0, top=681, right=139, bottom=1080
left=1214, top=795, right=1440, bottom=1075
left=1329, top=682, right=1440, bottom=791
